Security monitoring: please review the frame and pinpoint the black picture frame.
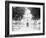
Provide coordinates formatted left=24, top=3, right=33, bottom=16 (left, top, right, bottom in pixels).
left=5, top=1, right=45, bottom=37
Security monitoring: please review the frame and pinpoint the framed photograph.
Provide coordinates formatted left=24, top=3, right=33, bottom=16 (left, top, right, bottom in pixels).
left=5, top=1, right=45, bottom=37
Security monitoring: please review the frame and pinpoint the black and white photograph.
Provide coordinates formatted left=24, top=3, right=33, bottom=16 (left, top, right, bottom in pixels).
left=5, top=1, right=45, bottom=37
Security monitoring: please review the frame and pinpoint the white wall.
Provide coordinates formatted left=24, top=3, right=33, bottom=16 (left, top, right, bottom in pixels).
left=0, top=0, right=46, bottom=38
